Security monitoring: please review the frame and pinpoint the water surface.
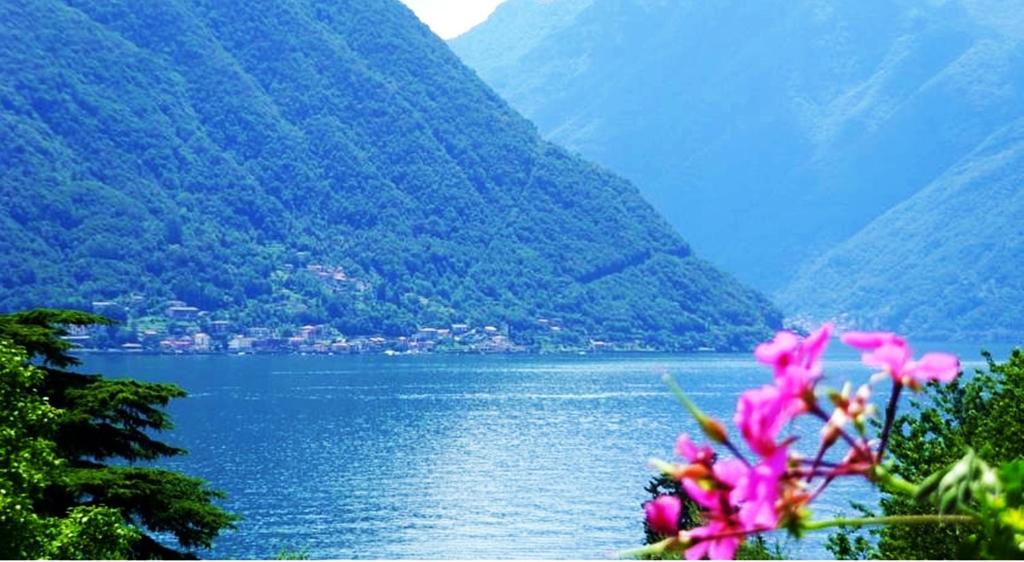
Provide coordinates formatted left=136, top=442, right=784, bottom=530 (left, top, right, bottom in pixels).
left=81, top=347, right=995, bottom=559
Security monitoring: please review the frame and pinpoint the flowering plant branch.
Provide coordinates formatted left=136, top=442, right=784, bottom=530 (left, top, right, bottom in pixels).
left=629, top=326, right=983, bottom=560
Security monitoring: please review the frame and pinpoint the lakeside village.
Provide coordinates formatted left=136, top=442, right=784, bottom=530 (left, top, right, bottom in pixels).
left=62, top=299, right=639, bottom=356
left=65, top=300, right=516, bottom=355
left=59, top=263, right=657, bottom=355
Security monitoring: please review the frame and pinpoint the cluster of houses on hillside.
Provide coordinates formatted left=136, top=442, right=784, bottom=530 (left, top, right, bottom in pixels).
left=64, top=299, right=542, bottom=355
left=218, top=323, right=524, bottom=355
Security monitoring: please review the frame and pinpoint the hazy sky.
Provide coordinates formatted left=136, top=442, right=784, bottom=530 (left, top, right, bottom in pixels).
left=400, top=0, right=507, bottom=39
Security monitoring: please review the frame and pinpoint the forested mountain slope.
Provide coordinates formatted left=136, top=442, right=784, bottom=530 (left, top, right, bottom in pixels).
left=780, top=119, right=1024, bottom=341
left=0, top=0, right=779, bottom=349
left=452, top=0, right=1024, bottom=296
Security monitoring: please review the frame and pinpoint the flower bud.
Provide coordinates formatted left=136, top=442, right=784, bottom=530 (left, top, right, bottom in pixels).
left=645, top=495, right=682, bottom=536
left=698, top=415, right=729, bottom=445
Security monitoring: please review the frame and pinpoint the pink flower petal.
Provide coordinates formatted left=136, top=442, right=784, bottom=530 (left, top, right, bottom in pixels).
left=754, top=331, right=800, bottom=371
left=708, top=536, right=741, bottom=560
left=675, top=433, right=714, bottom=463
left=676, top=434, right=697, bottom=460
left=735, top=385, right=789, bottom=456
left=800, top=323, right=832, bottom=370
left=841, top=331, right=898, bottom=350
left=862, top=341, right=912, bottom=376
left=685, top=539, right=711, bottom=560
left=909, top=353, right=960, bottom=384
left=732, top=446, right=786, bottom=530
left=689, top=522, right=742, bottom=560
left=713, top=459, right=749, bottom=489
left=683, top=478, right=719, bottom=511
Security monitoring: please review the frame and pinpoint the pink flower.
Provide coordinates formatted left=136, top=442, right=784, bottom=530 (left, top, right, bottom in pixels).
left=755, top=325, right=832, bottom=409
left=645, top=495, right=682, bottom=536
left=908, top=353, right=960, bottom=384
left=839, top=331, right=901, bottom=350
left=843, top=331, right=960, bottom=388
left=731, top=446, right=788, bottom=530
left=735, top=385, right=791, bottom=457
left=676, top=455, right=779, bottom=560
left=774, top=365, right=818, bottom=409
left=682, top=459, right=745, bottom=513
left=754, top=331, right=801, bottom=375
left=755, top=324, right=832, bottom=378
left=862, top=340, right=913, bottom=378
left=676, top=434, right=715, bottom=465
left=685, top=519, right=743, bottom=560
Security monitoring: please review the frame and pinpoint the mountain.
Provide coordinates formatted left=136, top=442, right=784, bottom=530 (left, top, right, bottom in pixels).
left=779, top=119, right=1024, bottom=342
left=451, top=0, right=1024, bottom=295
left=0, top=0, right=780, bottom=350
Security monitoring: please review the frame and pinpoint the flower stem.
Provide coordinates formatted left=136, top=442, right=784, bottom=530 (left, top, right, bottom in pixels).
left=809, top=405, right=862, bottom=452
left=803, top=514, right=975, bottom=531
left=663, top=374, right=751, bottom=466
left=877, top=380, right=902, bottom=460
left=799, top=458, right=841, bottom=468
left=808, top=474, right=836, bottom=503
left=663, top=374, right=702, bottom=419
left=617, top=536, right=677, bottom=559
left=805, top=440, right=830, bottom=483
left=721, top=439, right=752, bottom=467
left=870, top=463, right=919, bottom=496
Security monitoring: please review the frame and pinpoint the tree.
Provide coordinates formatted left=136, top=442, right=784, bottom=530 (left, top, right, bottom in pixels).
left=0, top=309, right=236, bottom=558
left=0, top=340, right=139, bottom=558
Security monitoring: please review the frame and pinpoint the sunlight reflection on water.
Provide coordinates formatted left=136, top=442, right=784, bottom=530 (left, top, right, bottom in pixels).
left=81, top=347, right=997, bottom=559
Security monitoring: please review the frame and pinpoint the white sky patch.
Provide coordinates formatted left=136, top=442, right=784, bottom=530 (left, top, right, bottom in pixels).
left=400, top=0, right=507, bottom=39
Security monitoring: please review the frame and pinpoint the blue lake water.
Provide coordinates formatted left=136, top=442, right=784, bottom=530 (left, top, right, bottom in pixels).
left=80, top=346, right=997, bottom=559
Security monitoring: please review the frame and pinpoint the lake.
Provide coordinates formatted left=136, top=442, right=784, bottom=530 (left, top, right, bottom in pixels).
left=80, top=346, right=996, bottom=559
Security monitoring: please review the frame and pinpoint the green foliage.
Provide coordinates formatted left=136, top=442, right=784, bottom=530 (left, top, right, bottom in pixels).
left=828, top=349, right=1024, bottom=559
left=0, top=309, right=112, bottom=368
left=0, top=310, right=236, bottom=558
left=823, top=502, right=878, bottom=560
left=909, top=451, right=1024, bottom=559
left=64, top=467, right=234, bottom=551
left=735, top=535, right=787, bottom=561
left=45, top=506, right=142, bottom=560
left=273, top=546, right=310, bottom=560
left=0, top=0, right=779, bottom=351
left=55, top=376, right=186, bottom=463
left=0, top=340, right=139, bottom=559
left=0, top=341, right=61, bottom=558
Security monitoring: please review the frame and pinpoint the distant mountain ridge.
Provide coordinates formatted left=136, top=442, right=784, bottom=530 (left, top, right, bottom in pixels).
left=0, top=0, right=779, bottom=349
left=451, top=0, right=1024, bottom=340
left=780, top=118, right=1024, bottom=342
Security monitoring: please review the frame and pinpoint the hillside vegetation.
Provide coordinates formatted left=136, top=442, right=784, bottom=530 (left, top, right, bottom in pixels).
left=780, top=119, right=1024, bottom=341
left=0, top=0, right=779, bottom=349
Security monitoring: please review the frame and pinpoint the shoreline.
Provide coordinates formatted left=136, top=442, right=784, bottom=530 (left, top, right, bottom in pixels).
left=69, top=346, right=699, bottom=357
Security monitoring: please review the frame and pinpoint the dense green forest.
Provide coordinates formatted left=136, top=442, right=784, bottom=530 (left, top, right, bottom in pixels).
left=0, top=0, right=779, bottom=350
left=452, top=0, right=1024, bottom=340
